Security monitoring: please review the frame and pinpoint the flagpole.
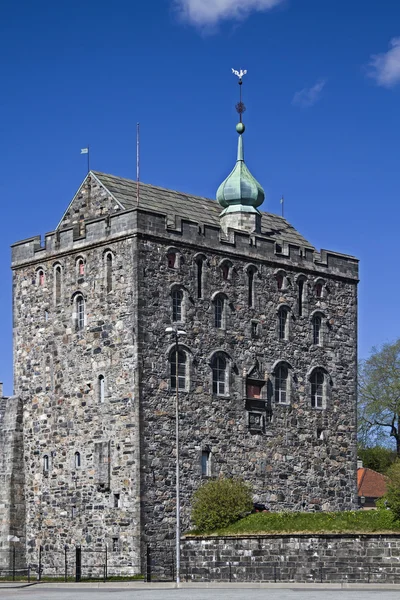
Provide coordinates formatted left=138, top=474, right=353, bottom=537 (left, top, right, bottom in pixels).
left=281, top=195, right=284, bottom=218
left=136, top=123, right=140, bottom=206
left=87, top=145, right=90, bottom=173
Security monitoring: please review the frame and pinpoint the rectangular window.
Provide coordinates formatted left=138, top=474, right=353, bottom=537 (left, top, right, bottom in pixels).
left=278, top=309, right=287, bottom=340
left=247, top=383, right=262, bottom=399
left=311, top=381, right=324, bottom=408
left=112, top=538, right=119, bottom=552
left=72, top=506, right=77, bottom=518
left=201, top=451, right=211, bottom=477
left=251, top=321, right=258, bottom=338
left=94, top=441, right=111, bottom=490
left=114, top=493, right=120, bottom=508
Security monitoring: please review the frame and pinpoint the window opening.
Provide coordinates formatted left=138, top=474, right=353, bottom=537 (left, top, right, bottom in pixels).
left=72, top=506, right=77, bottom=518
left=78, top=259, right=85, bottom=276
left=276, top=273, right=283, bottom=290
left=222, top=263, right=230, bottom=280
left=275, top=365, right=288, bottom=404
left=112, top=538, right=118, bottom=552
left=214, top=296, right=224, bottom=329
left=212, top=356, right=226, bottom=395
left=248, top=269, right=254, bottom=307
left=311, top=370, right=324, bottom=409
left=172, top=289, right=183, bottom=322
left=44, top=310, right=49, bottom=322
left=74, top=451, right=81, bottom=468
left=171, top=350, right=186, bottom=391
left=98, top=375, right=105, bottom=403
left=246, top=382, right=262, bottom=399
left=201, top=451, right=211, bottom=476
left=106, top=254, right=113, bottom=293
left=313, top=315, right=322, bottom=345
left=167, top=252, right=177, bottom=269
left=196, top=259, right=203, bottom=298
left=278, top=308, right=288, bottom=340
left=43, top=455, right=49, bottom=473
left=251, top=321, right=258, bottom=338
left=38, top=270, right=45, bottom=286
left=55, top=266, right=61, bottom=304
left=114, top=493, right=120, bottom=508
left=315, top=282, right=323, bottom=298
left=76, top=296, right=85, bottom=330
left=298, top=279, right=304, bottom=316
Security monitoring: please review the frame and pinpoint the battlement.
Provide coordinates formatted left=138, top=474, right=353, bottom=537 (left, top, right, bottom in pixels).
left=11, top=206, right=358, bottom=280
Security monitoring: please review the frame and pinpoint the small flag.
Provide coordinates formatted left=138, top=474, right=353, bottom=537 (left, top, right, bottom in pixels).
left=81, top=148, right=89, bottom=154
left=280, top=196, right=284, bottom=204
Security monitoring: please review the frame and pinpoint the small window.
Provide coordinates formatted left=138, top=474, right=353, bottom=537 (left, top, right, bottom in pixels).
left=297, top=277, right=307, bottom=317
left=77, top=258, right=85, bottom=277
left=212, top=355, right=227, bottom=395
left=251, top=321, right=258, bottom=338
left=112, top=538, right=119, bottom=552
left=246, top=382, right=262, bottom=399
left=201, top=451, right=211, bottom=477
left=278, top=307, right=289, bottom=340
left=221, top=261, right=232, bottom=281
left=315, top=282, right=323, bottom=298
left=196, top=258, right=204, bottom=299
left=114, top=493, right=120, bottom=508
left=44, top=310, right=49, bottom=322
left=247, top=268, right=255, bottom=307
left=74, top=452, right=81, bottom=468
left=98, top=375, right=105, bottom=403
left=167, top=252, right=177, bottom=269
left=275, top=365, right=289, bottom=404
left=170, top=350, right=187, bottom=391
left=76, top=295, right=85, bottom=331
left=54, top=265, right=62, bottom=304
left=172, top=289, right=183, bottom=322
left=105, top=253, right=113, bottom=293
left=43, top=455, right=49, bottom=473
left=313, top=314, right=322, bottom=345
left=37, top=269, right=45, bottom=287
left=214, top=296, right=224, bottom=329
left=311, top=370, right=325, bottom=409
left=317, top=428, right=325, bottom=440
left=72, top=506, right=77, bottom=518
left=276, top=273, right=283, bottom=290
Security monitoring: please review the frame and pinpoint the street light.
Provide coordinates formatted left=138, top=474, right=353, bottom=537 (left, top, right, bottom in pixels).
left=165, top=326, right=187, bottom=585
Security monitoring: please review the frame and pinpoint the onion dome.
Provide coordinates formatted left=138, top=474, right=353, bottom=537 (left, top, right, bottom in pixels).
left=217, top=122, right=265, bottom=214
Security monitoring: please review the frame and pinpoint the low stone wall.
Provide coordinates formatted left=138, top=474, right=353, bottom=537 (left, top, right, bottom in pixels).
left=181, top=534, right=400, bottom=583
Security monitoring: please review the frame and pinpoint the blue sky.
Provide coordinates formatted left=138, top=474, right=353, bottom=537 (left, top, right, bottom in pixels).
left=1, top=0, right=400, bottom=394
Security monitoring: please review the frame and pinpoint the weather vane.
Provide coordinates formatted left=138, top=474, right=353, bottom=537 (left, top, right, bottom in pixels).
left=232, top=68, right=247, bottom=123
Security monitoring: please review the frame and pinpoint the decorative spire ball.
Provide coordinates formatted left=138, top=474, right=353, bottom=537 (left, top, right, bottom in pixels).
left=216, top=69, right=265, bottom=213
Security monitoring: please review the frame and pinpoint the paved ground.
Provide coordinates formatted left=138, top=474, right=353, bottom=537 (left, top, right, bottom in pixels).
left=1, top=585, right=400, bottom=600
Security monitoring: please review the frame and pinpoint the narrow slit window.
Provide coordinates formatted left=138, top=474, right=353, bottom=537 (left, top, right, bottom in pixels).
left=276, top=273, right=283, bottom=290
left=221, top=263, right=230, bottom=280
left=38, top=270, right=45, bottom=287
left=248, top=270, right=254, bottom=307
left=278, top=308, right=288, bottom=340
left=315, top=282, right=323, bottom=298
left=43, top=455, right=49, bottom=473
left=76, top=295, right=85, bottom=331
left=298, top=280, right=304, bottom=316
left=172, top=289, right=183, bottom=322
left=106, top=254, right=113, bottom=293
left=112, top=538, right=118, bottom=552
left=201, top=451, right=211, bottom=477
left=275, top=365, right=288, bottom=404
left=78, top=259, right=85, bottom=276
left=311, top=370, right=325, bottom=409
left=214, top=296, right=224, bottom=329
left=114, top=493, right=120, bottom=508
left=196, top=259, right=203, bottom=299
left=74, top=452, right=81, bottom=468
left=55, top=266, right=62, bottom=304
left=98, top=375, right=105, bottom=403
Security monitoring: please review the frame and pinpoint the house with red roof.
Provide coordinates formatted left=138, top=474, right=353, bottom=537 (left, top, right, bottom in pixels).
left=357, top=466, right=388, bottom=509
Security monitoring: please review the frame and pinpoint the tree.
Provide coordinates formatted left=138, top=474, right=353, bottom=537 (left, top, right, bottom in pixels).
left=191, top=477, right=253, bottom=532
left=384, top=460, right=400, bottom=520
left=358, top=446, right=397, bottom=474
left=358, top=340, right=400, bottom=457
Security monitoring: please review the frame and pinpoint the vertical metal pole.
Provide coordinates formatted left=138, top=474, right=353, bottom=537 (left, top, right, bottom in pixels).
left=28, top=564, right=30, bottom=583
left=136, top=123, right=140, bottom=206
left=274, top=564, right=277, bottom=583
left=229, top=562, right=232, bottom=582
left=368, top=566, right=370, bottom=584
left=12, top=546, right=15, bottom=581
left=320, top=565, right=323, bottom=583
left=175, top=333, right=180, bottom=585
left=105, top=545, right=108, bottom=580
left=38, top=546, right=42, bottom=582
left=64, top=545, right=67, bottom=582
left=146, top=545, right=151, bottom=583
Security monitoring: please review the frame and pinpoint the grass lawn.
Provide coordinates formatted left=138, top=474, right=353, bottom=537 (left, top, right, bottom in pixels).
left=188, top=509, right=400, bottom=536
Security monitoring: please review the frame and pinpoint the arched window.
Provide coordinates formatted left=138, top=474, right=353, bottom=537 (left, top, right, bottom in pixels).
left=297, top=276, right=307, bottom=317
left=212, top=355, right=227, bottom=395
left=105, top=253, right=113, bottom=293
left=77, top=258, right=85, bottom=277
left=74, top=451, right=81, bottom=468
left=37, top=269, right=45, bottom=287
left=54, top=265, right=62, bottom=304
left=312, top=314, right=322, bottom=345
left=276, top=273, right=283, bottom=290
left=220, top=260, right=232, bottom=281
left=98, top=375, right=105, bottom=403
left=75, top=294, right=85, bottom=331
left=43, top=455, right=49, bottom=473
left=310, top=369, right=326, bottom=409
left=278, top=307, right=289, bottom=340
left=172, top=289, right=183, bottom=322
left=195, top=257, right=205, bottom=299
left=214, top=295, right=225, bottom=329
left=167, top=249, right=179, bottom=269
left=170, top=349, right=187, bottom=391
left=315, top=282, right=323, bottom=298
left=275, top=364, right=289, bottom=404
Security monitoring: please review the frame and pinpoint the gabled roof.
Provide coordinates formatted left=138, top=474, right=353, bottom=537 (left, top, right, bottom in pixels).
left=91, top=171, right=315, bottom=249
left=357, top=467, right=388, bottom=498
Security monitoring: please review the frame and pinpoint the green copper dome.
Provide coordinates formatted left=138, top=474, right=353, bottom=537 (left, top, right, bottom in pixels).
left=217, top=125, right=265, bottom=214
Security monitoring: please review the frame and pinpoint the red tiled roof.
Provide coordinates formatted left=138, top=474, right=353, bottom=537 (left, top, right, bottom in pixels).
left=357, top=467, right=388, bottom=498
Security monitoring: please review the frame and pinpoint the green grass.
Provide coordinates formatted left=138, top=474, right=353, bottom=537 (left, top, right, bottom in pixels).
left=189, top=509, right=400, bottom=536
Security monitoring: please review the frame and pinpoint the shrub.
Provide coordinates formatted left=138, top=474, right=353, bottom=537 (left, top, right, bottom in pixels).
left=384, top=460, right=400, bottom=520
left=191, top=477, right=253, bottom=532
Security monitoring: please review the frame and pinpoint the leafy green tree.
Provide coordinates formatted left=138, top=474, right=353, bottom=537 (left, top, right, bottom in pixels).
left=358, top=340, right=400, bottom=456
left=191, top=477, right=253, bottom=532
left=384, top=460, right=400, bottom=520
left=358, top=446, right=397, bottom=474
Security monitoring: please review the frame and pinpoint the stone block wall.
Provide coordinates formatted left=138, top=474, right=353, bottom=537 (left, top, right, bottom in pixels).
left=181, top=535, right=400, bottom=583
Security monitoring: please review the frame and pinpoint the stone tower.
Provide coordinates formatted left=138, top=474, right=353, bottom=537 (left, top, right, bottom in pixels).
left=9, top=97, right=359, bottom=573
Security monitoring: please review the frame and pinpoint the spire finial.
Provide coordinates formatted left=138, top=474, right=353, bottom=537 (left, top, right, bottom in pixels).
left=232, top=68, right=247, bottom=132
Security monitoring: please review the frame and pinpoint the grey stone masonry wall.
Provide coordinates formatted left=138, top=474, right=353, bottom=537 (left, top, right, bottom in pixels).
left=0, top=395, right=25, bottom=569
left=11, top=172, right=359, bottom=572
left=181, top=535, right=400, bottom=583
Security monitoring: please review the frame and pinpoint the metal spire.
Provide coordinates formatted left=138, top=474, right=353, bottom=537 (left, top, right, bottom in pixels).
left=232, top=68, right=247, bottom=124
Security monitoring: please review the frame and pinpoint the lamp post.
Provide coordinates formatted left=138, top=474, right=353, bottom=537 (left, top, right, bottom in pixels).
left=165, top=326, right=187, bottom=585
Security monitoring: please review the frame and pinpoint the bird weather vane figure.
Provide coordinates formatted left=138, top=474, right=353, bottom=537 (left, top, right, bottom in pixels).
left=232, top=68, right=247, bottom=123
